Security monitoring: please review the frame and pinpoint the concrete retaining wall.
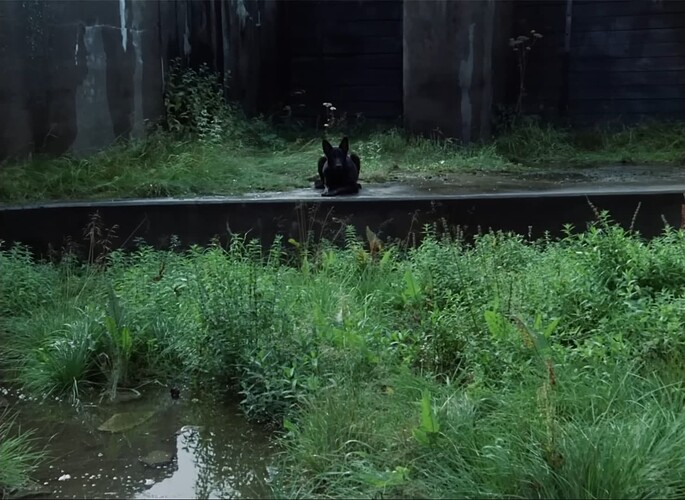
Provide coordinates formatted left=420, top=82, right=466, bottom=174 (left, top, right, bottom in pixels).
left=1, top=191, right=682, bottom=258
left=0, top=0, right=167, bottom=160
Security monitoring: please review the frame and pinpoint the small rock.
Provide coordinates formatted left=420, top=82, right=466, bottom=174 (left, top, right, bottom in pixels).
left=58, top=474, right=71, bottom=481
left=7, top=480, right=51, bottom=499
left=98, top=411, right=155, bottom=433
left=139, top=450, right=175, bottom=468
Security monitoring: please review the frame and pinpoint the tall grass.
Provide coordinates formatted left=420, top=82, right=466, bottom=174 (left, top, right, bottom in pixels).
left=495, top=116, right=685, bottom=165
left=275, top=364, right=685, bottom=499
left=0, top=409, right=45, bottom=495
left=1, top=214, right=685, bottom=497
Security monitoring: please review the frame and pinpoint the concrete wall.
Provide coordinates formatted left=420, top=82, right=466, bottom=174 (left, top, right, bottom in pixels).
left=0, top=0, right=170, bottom=160
left=223, top=0, right=285, bottom=117
left=403, top=0, right=512, bottom=142
left=0, top=0, right=284, bottom=163
left=1, top=191, right=681, bottom=258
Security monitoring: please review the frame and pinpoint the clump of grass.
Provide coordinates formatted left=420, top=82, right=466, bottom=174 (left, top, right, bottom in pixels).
left=14, top=312, right=100, bottom=400
left=579, top=119, right=685, bottom=164
left=496, top=116, right=685, bottom=166
left=0, top=409, right=45, bottom=496
left=274, top=363, right=685, bottom=499
left=494, top=115, right=577, bottom=163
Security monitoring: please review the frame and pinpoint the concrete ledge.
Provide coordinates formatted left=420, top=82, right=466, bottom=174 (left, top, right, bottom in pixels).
left=1, top=186, right=684, bottom=256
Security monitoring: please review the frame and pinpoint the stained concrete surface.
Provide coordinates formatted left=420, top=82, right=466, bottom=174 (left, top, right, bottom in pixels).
left=403, top=0, right=511, bottom=142
left=1, top=164, right=683, bottom=210
left=243, top=164, right=685, bottom=201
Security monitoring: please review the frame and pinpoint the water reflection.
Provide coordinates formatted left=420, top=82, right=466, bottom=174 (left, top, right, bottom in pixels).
left=5, top=386, right=275, bottom=499
left=136, top=424, right=271, bottom=499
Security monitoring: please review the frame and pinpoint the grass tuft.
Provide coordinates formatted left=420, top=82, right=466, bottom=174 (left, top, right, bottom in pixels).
left=0, top=408, right=46, bottom=495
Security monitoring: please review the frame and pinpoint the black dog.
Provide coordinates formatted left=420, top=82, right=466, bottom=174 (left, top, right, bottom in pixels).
left=315, top=137, right=361, bottom=197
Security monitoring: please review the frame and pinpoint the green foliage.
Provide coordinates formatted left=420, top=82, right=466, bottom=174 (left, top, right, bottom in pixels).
left=495, top=117, right=685, bottom=166
left=99, top=285, right=134, bottom=400
left=412, top=390, right=441, bottom=447
left=164, top=59, right=232, bottom=144
left=0, top=409, right=45, bottom=495
left=3, top=220, right=685, bottom=497
left=2, top=81, right=684, bottom=207
left=0, top=241, right=56, bottom=318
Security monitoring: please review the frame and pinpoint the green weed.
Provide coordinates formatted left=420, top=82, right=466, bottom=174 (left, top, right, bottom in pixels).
left=0, top=409, right=45, bottom=496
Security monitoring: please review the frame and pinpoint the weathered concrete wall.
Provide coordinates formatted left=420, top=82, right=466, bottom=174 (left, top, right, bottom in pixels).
left=0, top=0, right=170, bottom=160
left=0, top=0, right=284, bottom=163
left=1, top=191, right=681, bottom=258
left=403, top=0, right=512, bottom=142
left=222, top=0, right=285, bottom=117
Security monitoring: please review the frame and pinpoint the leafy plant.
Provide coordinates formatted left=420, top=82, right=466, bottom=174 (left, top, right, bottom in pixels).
left=509, top=29, right=544, bottom=115
left=164, top=59, right=233, bottom=144
left=3, top=220, right=685, bottom=499
left=412, top=389, right=441, bottom=447
left=98, top=284, right=133, bottom=400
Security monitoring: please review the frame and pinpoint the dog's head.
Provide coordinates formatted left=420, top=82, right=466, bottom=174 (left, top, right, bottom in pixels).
left=322, top=137, right=350, bottom=168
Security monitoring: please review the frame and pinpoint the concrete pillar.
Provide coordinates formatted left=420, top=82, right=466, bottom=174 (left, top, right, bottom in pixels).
left=0, top=0, right=34, bottom=160
left=223, top=0, right=285, bottom=116
left=403, top=0, right=512, bottom=143
left=0, top=0, right=167, bottom=162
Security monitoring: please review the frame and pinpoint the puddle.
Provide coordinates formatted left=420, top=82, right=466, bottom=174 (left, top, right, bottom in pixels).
left=3, top=386, right=275, bottom=499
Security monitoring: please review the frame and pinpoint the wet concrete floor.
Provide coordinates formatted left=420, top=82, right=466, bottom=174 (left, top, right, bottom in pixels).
left=243, top=164, right=685, bottom=201
left=2, top=164, right=684, bottom=210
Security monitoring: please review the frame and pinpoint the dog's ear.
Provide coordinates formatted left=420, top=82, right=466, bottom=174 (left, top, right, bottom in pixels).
left=339, top=136, right=349, bottom=154
left=322, top=139, right=333, bottom=156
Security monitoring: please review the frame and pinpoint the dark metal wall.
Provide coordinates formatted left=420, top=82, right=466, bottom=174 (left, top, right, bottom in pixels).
left=284, top=0, right=403, bottom=124
left=3, top=0, right=685, bottom=164
left=512, top=0, right=685, bottom=124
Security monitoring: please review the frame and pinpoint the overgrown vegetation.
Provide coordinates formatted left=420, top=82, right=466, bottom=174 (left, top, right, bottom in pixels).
left=1, top=210, right=685, bottom=498
left=0, top=60, right=684, bottom=205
